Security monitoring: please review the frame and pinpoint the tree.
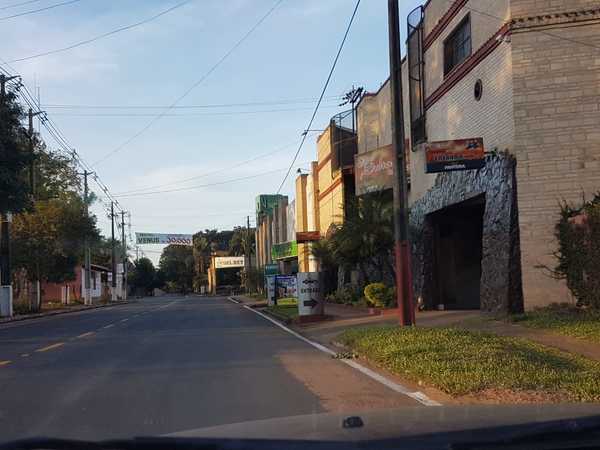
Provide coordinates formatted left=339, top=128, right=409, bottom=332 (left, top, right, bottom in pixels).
left=129, top=257, right=156, bottom=296
left=159, top=245, right=195, bottom=294
left=12, top=193, right=99, bottom=293
left=229, top=226, right=255, bottom=257
left=0, top=88, right=33, bottom=214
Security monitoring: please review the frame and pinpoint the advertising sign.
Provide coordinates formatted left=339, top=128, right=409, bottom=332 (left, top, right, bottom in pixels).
left=425, top=138, right=485, bottom=173
left=275, top=275, right=297, bottom=299
left=271, top=241, right=298, bottom=260
left=355, top=145, right=395, bottom=195
left=136, top=233, right=192, bottom=246
left=296, top=231, right=321, bottom=243
left=297, top=272, right=323, bottom=316
left=264, top=263, right=279, bottom=276
left=214, top=256, right=245, bottom=269
left=266, top=275, right=276, bottom=306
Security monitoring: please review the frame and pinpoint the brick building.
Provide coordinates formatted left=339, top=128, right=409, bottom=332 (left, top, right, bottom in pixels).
left=356, top=0, right=600, bottom=312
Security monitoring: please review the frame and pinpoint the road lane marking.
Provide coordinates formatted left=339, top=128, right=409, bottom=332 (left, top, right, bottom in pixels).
left=0, top=360, right=11, bottom=366
left=35, top=342, right=64, bottom=353
left=21, top=354, right=30, bottom=357
left=77, top=331, right=95, bottom=339
left=229, top=297, right=441, bottom=407
left=120, top=318, right=128, bottom=322
left=102, top=324, right=115, bottom=329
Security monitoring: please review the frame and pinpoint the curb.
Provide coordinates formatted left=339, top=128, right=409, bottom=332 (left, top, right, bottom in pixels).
left=0, top=301, right=132, bottom=325
left=226, top=296, right=441, bottom=407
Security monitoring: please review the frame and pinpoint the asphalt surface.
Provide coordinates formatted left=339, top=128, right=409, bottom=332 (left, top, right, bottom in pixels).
left=0, top=296, right=336, bottom=443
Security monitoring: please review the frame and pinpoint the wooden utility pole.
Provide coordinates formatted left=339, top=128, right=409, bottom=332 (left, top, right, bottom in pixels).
left=110, top=202, right=117, bottom=302
left=388, top=0, right=414, bottom=326
left=120, top=211, right=128, bottom=301
left=82, top=171, right=93, bottom=305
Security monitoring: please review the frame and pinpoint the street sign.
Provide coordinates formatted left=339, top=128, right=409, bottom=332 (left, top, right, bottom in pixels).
left=425, top=138, right=485, bottom=173
left=265, top=263, right=279, bottom=276
left=266, top=275, right=276, bottom=306
left=297, top=272, right=323, bottom=316
left=135, top=233, right=192, bottom=245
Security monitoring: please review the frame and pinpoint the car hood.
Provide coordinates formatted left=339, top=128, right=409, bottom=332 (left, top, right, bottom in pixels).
left=169, top=404, right=600, bottom=442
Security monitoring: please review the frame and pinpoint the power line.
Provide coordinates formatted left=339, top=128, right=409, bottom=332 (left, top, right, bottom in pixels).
left=276, top=0, right=361, bottom=194
left=0, top=0, right=45, bottom=11
left=0, top=0, right=83, bottom=21
left=41, top=96, right=343, bottom=109
left=92, top=0, right=284, bottom=168
left=7, top=0, right=196, bottom=63
left=45, top=105, right=341, bottom=117
left=114, top=162, right=311, bottom=198
left=115, top=136, right=312, bottom=196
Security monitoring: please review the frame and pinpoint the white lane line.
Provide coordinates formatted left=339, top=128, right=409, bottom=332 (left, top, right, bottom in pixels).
left=120, top=318, right=129, bottom=322
left=102, top=324, right=115, bottom=329
left=229, top=297, right=441, bottom=407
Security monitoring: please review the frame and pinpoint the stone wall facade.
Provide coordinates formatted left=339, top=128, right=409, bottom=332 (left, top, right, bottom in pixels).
left=410, top=153, right=523, bottom=314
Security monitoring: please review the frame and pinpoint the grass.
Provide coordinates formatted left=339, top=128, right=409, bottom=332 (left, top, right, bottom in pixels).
left=265, top=298, right=298, bottom=320
left=338, top=326, right=600, bottom=401
left=511, top=303, right=600, bottom=343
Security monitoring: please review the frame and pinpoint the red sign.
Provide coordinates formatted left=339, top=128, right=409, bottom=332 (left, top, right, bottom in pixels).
left=296, top=231, right=321, bottom=243
left=425, top=138, right=485, bottom=173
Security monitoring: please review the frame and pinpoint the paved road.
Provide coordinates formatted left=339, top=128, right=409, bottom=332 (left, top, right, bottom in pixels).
left=0, top=296, right=418, bottom=443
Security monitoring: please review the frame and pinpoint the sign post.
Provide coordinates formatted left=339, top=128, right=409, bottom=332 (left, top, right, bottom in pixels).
left=297, top=272, right=323, bottom=316
left=266, top=275, right=276, bottom=306
left=135, top=233, right=193, bottom=246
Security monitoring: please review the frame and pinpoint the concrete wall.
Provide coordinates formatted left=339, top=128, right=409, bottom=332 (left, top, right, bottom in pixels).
left=510, top=0, right=600, bottom=307
left=316, top=126, right=345, bottom=236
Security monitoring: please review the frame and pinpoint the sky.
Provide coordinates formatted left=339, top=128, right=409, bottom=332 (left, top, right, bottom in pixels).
left=0, top=0, right=422, bottom=263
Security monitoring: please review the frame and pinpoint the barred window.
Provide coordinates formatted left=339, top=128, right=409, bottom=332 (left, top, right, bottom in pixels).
left=444, top=15, right=471, bottom=75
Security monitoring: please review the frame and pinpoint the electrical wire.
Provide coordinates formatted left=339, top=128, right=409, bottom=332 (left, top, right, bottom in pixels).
left=0, top=0, right=44, bottom=11
left=276, top=0, right=361, bottom=194
left=0, top=0, right=83, bottom=21
left=91, top=0, right=284, bottom=168
left=114, top=136, right=313, bottom=196
left=7, top=0, right=195, bottom=63
left=45, top=105, right=340, bottom=117
left=41, top=96, right=343, bottom=109
left=113, top=162, right=311, bottom=198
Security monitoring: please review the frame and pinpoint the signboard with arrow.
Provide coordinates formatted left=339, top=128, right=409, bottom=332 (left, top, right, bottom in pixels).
left=297, top=272, right=323, bottom=316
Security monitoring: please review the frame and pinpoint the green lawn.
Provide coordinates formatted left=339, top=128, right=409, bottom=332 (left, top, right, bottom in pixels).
left=265, top=298, right=298, bottom=320
left=511, top=304, right=600, bottom=343
left=338, top=326, right=600, bottom=401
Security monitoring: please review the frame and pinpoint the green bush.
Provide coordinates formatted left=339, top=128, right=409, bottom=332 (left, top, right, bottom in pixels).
left=552, top=194, right=600, bottom=308
left=326, top=286, right=362, bottom=305
left=12, top=300, right=32, bottom=315
left=364, top=282, right=395, bottom=308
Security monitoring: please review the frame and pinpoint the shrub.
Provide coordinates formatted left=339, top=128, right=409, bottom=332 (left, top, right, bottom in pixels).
left=551, top=194, right=600, bottom=308
left=364, top=282, right=395, bottom=308
left=326, top=286, right=362, bottom=305
left=12, top=300, right=31, bottom=315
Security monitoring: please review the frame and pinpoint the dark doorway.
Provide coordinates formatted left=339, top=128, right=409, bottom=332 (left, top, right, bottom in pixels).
left=430, top=195, right=484, bottom=310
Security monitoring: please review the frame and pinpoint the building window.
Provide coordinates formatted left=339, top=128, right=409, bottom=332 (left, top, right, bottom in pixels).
left=444, top=15, right=471, bottom=75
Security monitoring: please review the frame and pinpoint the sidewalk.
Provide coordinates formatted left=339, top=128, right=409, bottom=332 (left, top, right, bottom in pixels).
left=233, top=295, right=600, bottom=363
left=0, top=301, right=131, bottom=325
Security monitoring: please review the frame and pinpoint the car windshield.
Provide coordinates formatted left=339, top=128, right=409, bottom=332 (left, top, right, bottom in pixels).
left=2, top=0, right=600, bottom=447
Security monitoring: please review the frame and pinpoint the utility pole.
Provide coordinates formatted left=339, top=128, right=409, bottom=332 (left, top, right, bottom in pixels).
left=82, top=171, right=93, bottom=305
left=388, top=0, right=414, bottom=326
left=110, top=202, right=117, bottom=302
left=28, top=108, right=44, bottom=312
left=0, top=74, right=19, bottom=317
left=120, top=211, right=128, bottom=301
